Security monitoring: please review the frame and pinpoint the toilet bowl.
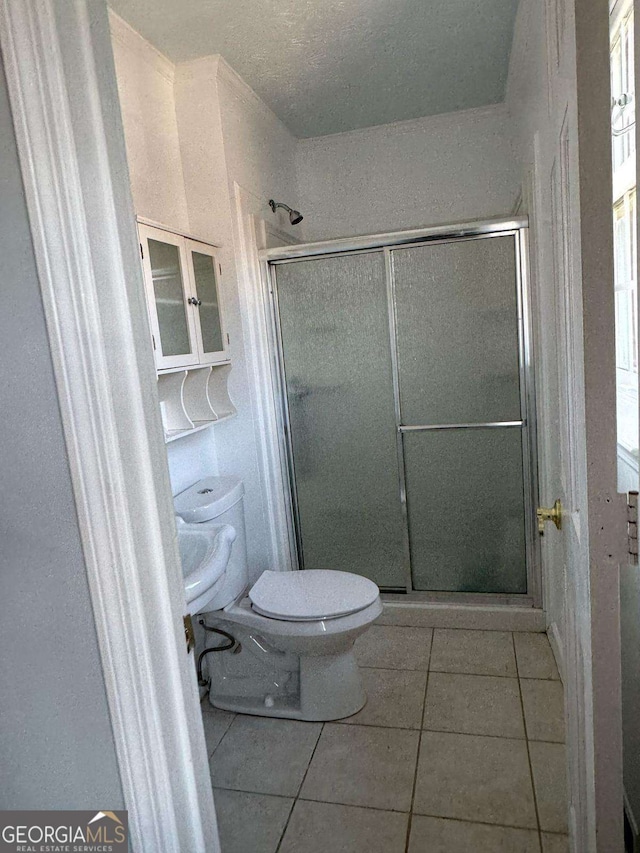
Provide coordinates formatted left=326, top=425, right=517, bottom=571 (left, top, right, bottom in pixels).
left=174, top=476, right=382, bottom=721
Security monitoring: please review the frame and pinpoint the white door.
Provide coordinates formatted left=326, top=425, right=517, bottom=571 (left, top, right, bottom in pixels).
left=531, top=2, right=628, bottom=849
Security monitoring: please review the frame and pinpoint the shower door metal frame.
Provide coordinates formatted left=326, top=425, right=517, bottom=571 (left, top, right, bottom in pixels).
left=262, top=216, right=541, bottom=607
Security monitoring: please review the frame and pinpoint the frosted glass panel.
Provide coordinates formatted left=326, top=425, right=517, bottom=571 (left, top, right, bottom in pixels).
left=393, top=236, right=521, bottom=425
left=148, top=238, right=190, bottom=356
left=275, top=253, right=406, bottom=588
left=191, top=250, right=224, bottom=354
left=404, top=428, right=527, bottom=593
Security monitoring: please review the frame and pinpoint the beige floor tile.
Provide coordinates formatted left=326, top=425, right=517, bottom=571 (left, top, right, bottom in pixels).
left=212, top=789, right=292, bottom=853
left=201, top=703, right=235, bottom=757
left=423, top=672, right=525, bottom=738
left=430, top=629, right=517, bottom=677
left=300, top=723, right=419, bottom=811
left=529, top=741, right=568, bottom=833
left=340, top=667, right=427, bottom=729
left=521, top=679, right=565, bottom=742
left=354, top=625, right=432, bottom=670
left=279, top=801, right=408, bottom=853
left=541, top=833, right=570, bottom=853
left=408, top=815, right=541, bottom=852
left=413, top=731, right=537, bottom=828
left=514, top=632, right=560, bottom=680
left=210, top=716, right=322, bottom=797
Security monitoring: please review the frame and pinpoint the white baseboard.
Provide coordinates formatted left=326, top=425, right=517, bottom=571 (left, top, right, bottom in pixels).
left=377, top=600, right=546, bottom=632
left=547, top=620, right=565, bottom=683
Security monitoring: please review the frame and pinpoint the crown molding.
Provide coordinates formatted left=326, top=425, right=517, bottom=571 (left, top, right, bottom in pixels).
left=108, top=8, right=175, bottom=85
left=298, top=101, right=510, bottom=147
left=214, top=55, right=294, bottom=138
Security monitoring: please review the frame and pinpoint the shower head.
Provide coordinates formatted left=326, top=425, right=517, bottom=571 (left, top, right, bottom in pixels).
left=268, top=199, right=304, bottom=225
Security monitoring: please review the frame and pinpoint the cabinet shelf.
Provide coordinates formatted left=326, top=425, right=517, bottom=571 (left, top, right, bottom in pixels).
left=164, top=411, right=236, bottom=443
left=158, top=359, right=231, bottom=375
left=158, top=363, right=236, bottom=443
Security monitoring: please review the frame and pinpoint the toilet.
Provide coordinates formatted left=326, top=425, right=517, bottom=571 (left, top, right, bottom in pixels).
left=174, top=476, right=382, bottom=721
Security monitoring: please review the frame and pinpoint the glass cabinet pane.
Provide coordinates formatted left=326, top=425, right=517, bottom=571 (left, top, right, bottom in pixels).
left=191, top=249, right=224, bottom=355
left=393, top=236, right=521, bottom=425
left=147, top=238, right=191, bottom=357
left=403, top=427, right=527, bottom=593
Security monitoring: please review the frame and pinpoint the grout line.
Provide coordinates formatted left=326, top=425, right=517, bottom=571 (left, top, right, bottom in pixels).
left=355, top=663, right=431, bottom=673
left=207, top=712, right=238, bottom=760
left=513, top=631, right=544, bottom=852
left=360, top=662, right=521, bottom=678
left=334, top=716, right=565, bottom=743
left=295, top=721, right=324, bottom=797
left=404, top=628, right=434, bottom=852
left=428, top=668, right=519, bottom=679
left=420, top=726, right=527, bottom=742
left=212, top=784, right=544, bottom=833
left=519, top=675, right=562, bottom=681
left=213, top=785, right=294, bottom=801
left=335, top=720, right=423, bottom=731
left=275, top=722, right=325, bottom=853
left=359, top=663, right=521, bottom=679
left=274, top=796, right=296, bottom=853
left=373, top=624, right=547, bottom=636
left=402, top=806, right=541, bottom=834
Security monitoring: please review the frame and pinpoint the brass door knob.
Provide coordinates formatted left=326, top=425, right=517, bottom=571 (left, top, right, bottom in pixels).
left=536, top=500, right=562, bottom=534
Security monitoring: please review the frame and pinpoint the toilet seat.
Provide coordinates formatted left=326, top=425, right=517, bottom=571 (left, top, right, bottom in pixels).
left=248, top=569, right=380, bottom=622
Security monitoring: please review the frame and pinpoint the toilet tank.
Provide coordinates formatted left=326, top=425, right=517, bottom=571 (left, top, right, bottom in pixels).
left=174, top=476, right=249, bottom=609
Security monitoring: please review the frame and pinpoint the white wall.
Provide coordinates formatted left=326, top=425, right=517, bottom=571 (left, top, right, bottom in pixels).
left=111, top=18, right=300, bottom=579
left=296, top=104, right=520, bottom=241
left=216, top=59, right=301, bottom=229
left=0, top=51, right=124, bottom=810
left=111, top=14, right=189, bottom=232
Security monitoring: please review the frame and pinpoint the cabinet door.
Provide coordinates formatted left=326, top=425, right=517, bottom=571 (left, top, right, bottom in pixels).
left=139, top=224, right=199, bottom=369
left=185, top=239, right=228, bottom=364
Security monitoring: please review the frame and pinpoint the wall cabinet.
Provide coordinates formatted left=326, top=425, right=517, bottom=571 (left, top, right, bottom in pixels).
left=138, top=222, right=228, bottom=371
left=138, top=220, right=235, bottom=442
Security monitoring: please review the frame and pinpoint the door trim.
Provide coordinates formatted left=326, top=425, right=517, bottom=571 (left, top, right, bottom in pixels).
left=0, top=2, right=219, bottom=850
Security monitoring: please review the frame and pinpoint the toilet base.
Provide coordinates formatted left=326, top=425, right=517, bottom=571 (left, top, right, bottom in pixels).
left=207, top=647, right=367, bottom=722
left=201, top=594, right=381, bottom=721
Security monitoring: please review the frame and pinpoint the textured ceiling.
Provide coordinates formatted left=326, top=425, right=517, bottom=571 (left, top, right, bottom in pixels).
left=108, top=0, right=519, bottom=138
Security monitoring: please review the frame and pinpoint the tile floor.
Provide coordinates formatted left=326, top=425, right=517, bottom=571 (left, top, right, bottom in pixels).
left=203, top=626, right=568, bottom=853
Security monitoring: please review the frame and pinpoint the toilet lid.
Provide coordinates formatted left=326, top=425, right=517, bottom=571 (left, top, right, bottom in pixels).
left=249, top=570, right=380, bottom=622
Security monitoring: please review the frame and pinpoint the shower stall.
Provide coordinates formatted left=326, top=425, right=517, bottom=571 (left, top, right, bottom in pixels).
left=263, top=217, right=538, bottom=603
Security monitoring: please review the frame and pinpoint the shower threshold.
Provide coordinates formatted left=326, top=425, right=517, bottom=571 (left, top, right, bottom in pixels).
left=378, top=592, right=544, bottom=632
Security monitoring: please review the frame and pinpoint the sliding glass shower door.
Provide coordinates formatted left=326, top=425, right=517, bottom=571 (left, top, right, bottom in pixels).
left=271, top=227, right=533, bottom=596
left=392, top=237, right=527, bottom=593
left=274, top=252, right=407, bottom=588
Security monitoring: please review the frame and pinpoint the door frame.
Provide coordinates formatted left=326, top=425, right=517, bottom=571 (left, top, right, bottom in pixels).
left=262, top=219, right=542, bottom=605
left=0, top=2, right=220, bottom=850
